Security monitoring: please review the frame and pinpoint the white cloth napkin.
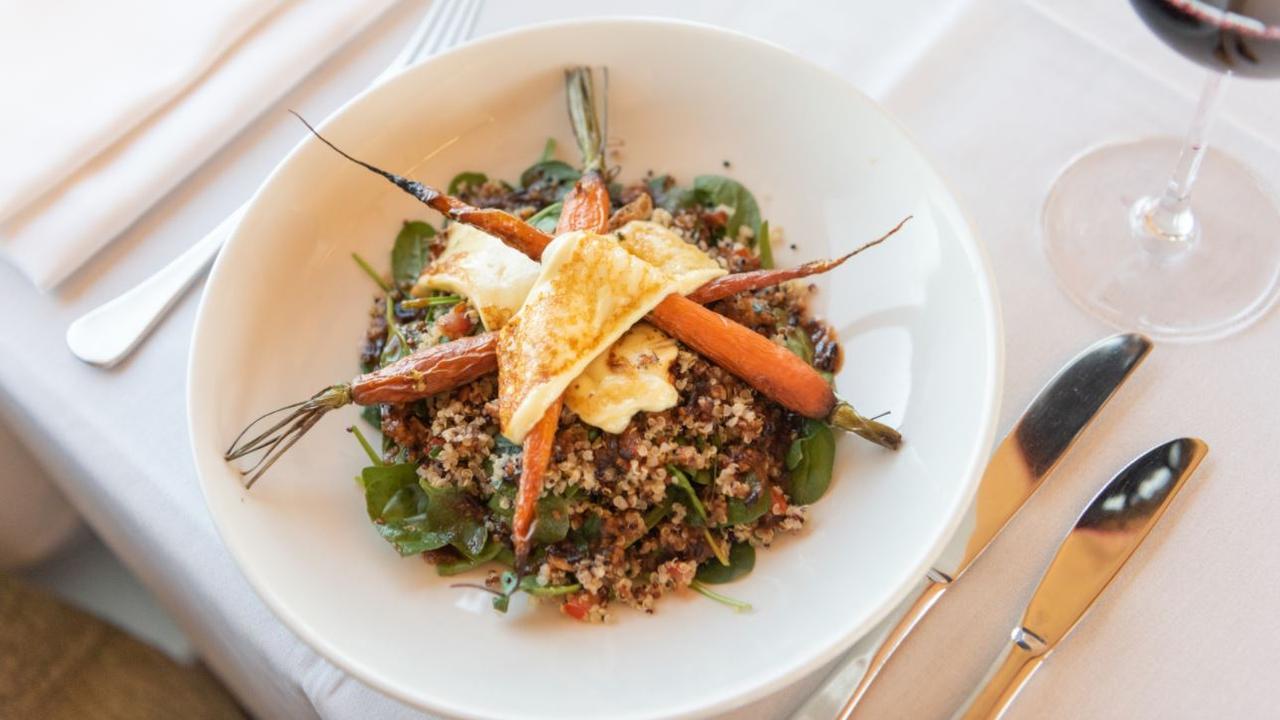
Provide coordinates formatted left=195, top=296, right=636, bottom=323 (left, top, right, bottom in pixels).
left=0, top=0, right=396, bottom=290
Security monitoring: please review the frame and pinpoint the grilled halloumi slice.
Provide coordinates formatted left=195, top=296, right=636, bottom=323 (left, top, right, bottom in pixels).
left=412, top=223, right=541, bottom=331
left=614, top=220, right=726, bottom=295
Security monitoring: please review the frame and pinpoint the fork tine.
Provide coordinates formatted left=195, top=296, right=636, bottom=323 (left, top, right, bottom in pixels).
left=398, top=0, right=449, bottom=65
left=425, top=0, right=476, bottom=56
left=457, top=0, right=483, bottom=47
left=420, top=0, right=465, bottom=57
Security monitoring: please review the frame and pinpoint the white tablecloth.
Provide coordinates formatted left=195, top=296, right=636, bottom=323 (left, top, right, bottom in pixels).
left=4, top=1, right=1280, bottom=718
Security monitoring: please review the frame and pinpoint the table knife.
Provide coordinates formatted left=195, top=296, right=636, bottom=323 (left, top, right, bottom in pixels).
left=953, top=437, right=1207, bottom=719
left=808, top=333, right=1153, bottom=719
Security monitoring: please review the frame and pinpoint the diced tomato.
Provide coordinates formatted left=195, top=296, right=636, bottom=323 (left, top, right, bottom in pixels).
left=561, top=592, right=598, bottom=621
left=770, top=485, right=789, bottom=515
left=436, top=303, right=473, bottom=339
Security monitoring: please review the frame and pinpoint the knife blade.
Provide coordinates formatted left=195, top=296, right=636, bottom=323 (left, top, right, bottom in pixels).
left=807, top=333, right=1153, bottom=720
left=953, top=437, right=1208, bottom=720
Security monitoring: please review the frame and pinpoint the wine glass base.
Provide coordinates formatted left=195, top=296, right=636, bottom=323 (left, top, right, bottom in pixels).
left=1042, top=138, right=1280, bottom=342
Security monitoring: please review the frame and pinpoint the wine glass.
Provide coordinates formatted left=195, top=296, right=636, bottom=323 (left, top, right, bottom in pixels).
left=1042, top=0, right=1280, bottom=341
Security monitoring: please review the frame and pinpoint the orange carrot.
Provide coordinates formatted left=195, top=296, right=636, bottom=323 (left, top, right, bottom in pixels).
left=555, top=172, right=611, bottom=235
left=511, top=166, right=612, bottom=565
left=511, top=395, right=561, bottom=561
left=648, top=295, right=835, bottom=418
left=351, top=333, right=497, bottom=405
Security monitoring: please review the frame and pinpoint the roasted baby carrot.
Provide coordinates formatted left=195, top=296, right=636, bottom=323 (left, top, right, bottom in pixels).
left=511, top=68, right=612, bottom=565
left=351, top=333, right=497, bottom=405
left=687, top=216, right=910, bottom=304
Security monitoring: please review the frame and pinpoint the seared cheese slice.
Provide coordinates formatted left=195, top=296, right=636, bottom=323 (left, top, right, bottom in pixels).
left=497, top=231, right=677, bottom=443
left=565, top=323, right=679, bottom=433
left=615, top=221, right=727, bottom=294
left=412, top=223, right=541, bottom=331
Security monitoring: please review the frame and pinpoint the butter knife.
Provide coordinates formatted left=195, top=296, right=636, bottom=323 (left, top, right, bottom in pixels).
left=953, top=437, right=1207, bottom=719
left=813, top=333, right=1153, bottom=719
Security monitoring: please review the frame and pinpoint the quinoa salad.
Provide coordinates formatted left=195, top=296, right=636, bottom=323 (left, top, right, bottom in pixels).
left=360, top=169, right=846, bottom=621
left=226, top=67, right=903, bottom=622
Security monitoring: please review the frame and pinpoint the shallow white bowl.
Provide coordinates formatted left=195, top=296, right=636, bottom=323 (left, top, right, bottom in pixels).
left=189, top=18, right=1001, bottom=720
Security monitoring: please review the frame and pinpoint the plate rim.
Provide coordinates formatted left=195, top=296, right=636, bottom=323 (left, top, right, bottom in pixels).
left=187, top=15, right=1004, bottom=720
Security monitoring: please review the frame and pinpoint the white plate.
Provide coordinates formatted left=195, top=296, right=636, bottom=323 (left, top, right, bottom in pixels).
left=188, top=18, right=1001, bottom=720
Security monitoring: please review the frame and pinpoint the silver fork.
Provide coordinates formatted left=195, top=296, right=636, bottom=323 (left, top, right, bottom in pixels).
left=66, top=0, right=484, bottom=368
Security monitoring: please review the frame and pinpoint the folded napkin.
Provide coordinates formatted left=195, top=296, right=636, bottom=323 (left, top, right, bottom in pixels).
left=0, top=0, right=396, bottom=290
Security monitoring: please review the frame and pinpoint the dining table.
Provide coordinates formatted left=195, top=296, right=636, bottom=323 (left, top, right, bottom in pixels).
left=3, top=1, right=1279, bottom=718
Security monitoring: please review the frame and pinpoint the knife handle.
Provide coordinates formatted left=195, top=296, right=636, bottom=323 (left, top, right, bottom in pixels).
left=952, top=627, right=1048, bottom=720
left=835, top=576, right=949, bottom=718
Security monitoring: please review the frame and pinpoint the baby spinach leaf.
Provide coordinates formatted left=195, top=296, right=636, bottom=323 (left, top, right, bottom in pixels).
left=421, top=484, right=489, bottom=558
left=695, top=542, right=756, bottom=584
left=434, top=539, right=503, bottom=576
left=724, top=473, right=769, bottom=526
left=520, top=160, right=580, bottom=191
left=447, top=171, right=488, bottom=196
left=527, top=202, right=564, bottom=233
left=647, top=176, right=700, bottom=212
left=486, top=485, right=514, bottom=518
left=573, top=512, right=603, bottom=551
left=785, top=435, right=805, bottom=470
left=532, top=493, right=572, bottom=545
left=539, top=137, right=557, bottom=163
left=361, top=455, right=488, bottom=559
left=360, top=404, right=382, bottom=430
left=487, top=485, right=571, bottom=545
left=693, top=175, right=761, bottom=239
left=391, top=221, right=436, bottom=287
left=361, top=463, right=449, bottom=555
left=786, top=419, right=836, bottom=505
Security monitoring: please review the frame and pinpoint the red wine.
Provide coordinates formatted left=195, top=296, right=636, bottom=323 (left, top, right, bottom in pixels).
left=1132, top=0, right=1280, bottom=77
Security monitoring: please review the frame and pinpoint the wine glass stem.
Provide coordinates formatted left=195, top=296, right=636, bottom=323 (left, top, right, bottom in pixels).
left=1136, top=71, right=1229, bottom=248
